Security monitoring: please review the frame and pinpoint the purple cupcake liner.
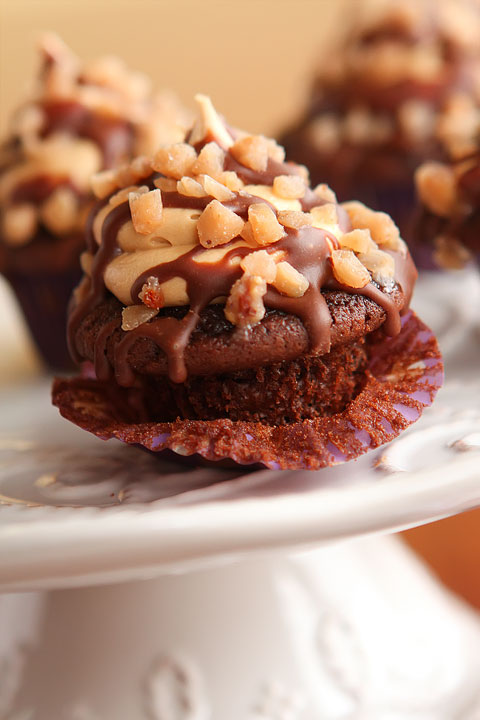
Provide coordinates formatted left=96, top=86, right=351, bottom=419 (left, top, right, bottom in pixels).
left=52, top=311, right=443, bottom=470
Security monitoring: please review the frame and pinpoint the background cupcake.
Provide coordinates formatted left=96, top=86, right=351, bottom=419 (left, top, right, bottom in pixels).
left=0, top=34, right=192, bottom=369
left=280, top=0, right=480, bottom=249
left=414, top=140, right=480, bottom=269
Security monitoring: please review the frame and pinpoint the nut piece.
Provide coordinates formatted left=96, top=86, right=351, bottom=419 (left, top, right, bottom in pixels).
left=138, top=276, right=165, bottom=309
left=231, top=135, right=269, bottom=172
left=122, top=305, right=159, bottom=331
left=91, top=169, right=118, bottom=199
left=273, top=261, right=309, bottom=298
left=2, top=204, right=37, bottom=245
left=224, top=275, right=267, bottom=327
left=330, top=249, right=371, bottom=289
left=339, top=228, right=375, bottom=254
left=198, top=174, right=235, bottom=202
left=41, top=187, right=78, bottom=235
left=277, top=210, right=313, bottom=229
left=357, top=249, right=395, bottom=287
left=415, top=162, right=457, bottom=217
left=273, top=174, right=306, bottom=199
left=129, top=188, right=163, bottom=234
left=177, top=176, right=207, bottom=198
left=191, top=142, right=225, bottom=179
left=240, top=249, right=277, bottom=282
left=152, top=143, right=197, bottom=179
left=248, top=203, right=285, bottom=246
left=342, top=201, right=401, bottom=251
left=197, top=199, right=244, bottom=248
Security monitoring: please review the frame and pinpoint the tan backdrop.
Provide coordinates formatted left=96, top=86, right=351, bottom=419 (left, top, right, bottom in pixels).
left=0, top=0, right=347, bottom=137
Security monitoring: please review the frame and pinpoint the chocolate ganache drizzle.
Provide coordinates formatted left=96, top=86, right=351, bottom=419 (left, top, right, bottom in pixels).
left=69, top=95, right=416, bottom=385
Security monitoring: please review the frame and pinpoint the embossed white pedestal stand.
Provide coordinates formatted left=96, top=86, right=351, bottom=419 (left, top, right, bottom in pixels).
left=0, top=269, right=480, bottom=719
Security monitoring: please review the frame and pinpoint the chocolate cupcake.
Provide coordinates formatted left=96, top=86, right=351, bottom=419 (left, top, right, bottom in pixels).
left=414, top=142, right=480, bottom=270
left=0, top=34, right=192, bottom=369
left=65, top=94, right=419, bottom=437
left=280, top=0, right=480, bottom=247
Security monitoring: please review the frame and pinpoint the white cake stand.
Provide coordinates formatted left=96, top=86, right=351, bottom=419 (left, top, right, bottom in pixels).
left=0, top=269, right=480, bottom=720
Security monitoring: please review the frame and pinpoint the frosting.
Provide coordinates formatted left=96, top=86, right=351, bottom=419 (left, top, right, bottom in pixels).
left=69, top=96, right=417, bottom=384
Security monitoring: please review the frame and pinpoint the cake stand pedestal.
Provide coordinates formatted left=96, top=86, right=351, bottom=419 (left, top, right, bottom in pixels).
left=2, top=535, right=480, bottom=720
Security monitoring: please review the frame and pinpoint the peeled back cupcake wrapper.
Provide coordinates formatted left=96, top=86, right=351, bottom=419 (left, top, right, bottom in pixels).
left=52, top=311, right=443, bottom=470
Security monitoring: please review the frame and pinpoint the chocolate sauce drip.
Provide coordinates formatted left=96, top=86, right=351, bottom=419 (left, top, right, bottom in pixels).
left=67, top=201, right=130, bottom=362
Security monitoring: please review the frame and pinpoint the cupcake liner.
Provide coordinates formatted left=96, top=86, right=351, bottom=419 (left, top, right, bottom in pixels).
left=52, top=311, right=443, bottom=470
left=7, top=267, right=81, bottom=371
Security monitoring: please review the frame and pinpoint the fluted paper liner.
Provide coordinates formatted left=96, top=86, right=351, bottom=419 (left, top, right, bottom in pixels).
left=52, top=311, right=443, bottom=470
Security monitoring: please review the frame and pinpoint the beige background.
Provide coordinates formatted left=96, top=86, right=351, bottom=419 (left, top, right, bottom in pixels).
left=0, top=0, right=348, bottom=138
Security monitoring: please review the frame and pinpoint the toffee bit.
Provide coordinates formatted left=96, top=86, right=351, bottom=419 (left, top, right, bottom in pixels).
left=152, top=143, right=197, bottom=179
left=357, top=249, right=395, bottom=287
left=191, top=141, right=225, bottom=179
left=240, top=249, right=277, bottom=283
left=41, top=187, right=78, bottom=235
left=339, top=228, right=375, bottom=254
left=2, top=204, right=38, bottom=245
left=122, top=305, right=159, bottom=331
left=342, top=201, right=401, bottom=251
left=198, top=174, right=235, bottom=202
left=177, top=176, right=207, bottom=198
left=91, top=169, right=118, bottom=198
left=273, top=174, right=306, bottom=199
left=273, top=261, right=309, bottom=298
left=196, top=199, right=244, bottom=248
left=248, top=203, right=285, bottom=245
left=277, top=210, right=313, bottom=229
left=330, top=249, right=371, bottom=289
left=415, top=162, right=457, bottom=217
left=231, top=135, right=269, bottom=172
left=139, top=276, right=165, bottom=309
left=129, top=188, right=163, bottom=235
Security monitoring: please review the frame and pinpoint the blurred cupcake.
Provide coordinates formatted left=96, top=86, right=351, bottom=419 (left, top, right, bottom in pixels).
left=0, top=34, right=192, bottom=369
left=65, top=94, right=419, bottom=435
left=414, top=141, right=480, bottom=270
left=280, top=0, right=480, bottom=248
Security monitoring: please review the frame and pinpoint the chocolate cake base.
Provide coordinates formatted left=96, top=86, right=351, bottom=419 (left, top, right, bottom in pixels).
left=73, top=289, right=404, bottom=380
left=141, top=339, right=367, bottom=424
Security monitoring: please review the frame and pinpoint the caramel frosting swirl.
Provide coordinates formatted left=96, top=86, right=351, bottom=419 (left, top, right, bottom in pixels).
left=69, top=95, right=417, bottom=384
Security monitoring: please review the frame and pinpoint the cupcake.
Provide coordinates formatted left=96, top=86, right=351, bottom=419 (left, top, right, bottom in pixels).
left=0, top=34, right=191, bottom=370
left=62, top=92, right=423, bottom=437
left=414, top=143, right=480, bottom=270
left=280, top=0, right=480, bottom=247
